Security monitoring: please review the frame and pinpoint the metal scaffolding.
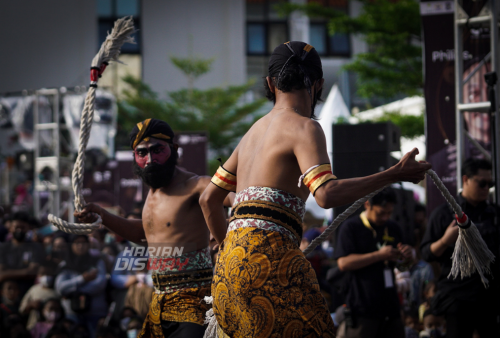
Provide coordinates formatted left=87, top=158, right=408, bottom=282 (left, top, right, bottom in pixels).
left=454, top=0, right=500, bottom=204
left=33, top=88, right=74, bottom=222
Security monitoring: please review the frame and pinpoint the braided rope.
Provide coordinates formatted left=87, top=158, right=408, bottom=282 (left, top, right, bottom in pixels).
left=303, top=169, right=495, bottom=287
left=302, top=187, right=385, bottom=256
left=48, top=17, right=136, bottom=234
left=426, top=169, right=463, bottom=218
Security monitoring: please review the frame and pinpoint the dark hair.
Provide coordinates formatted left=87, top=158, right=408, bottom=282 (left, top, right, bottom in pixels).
left=40, top=298, right=64, bottom=322
left=462, top=158, right=492, bottom=177
left=263, top=70, right=324, bottom=119
left=11, top=211, right=30, bottom=224
left=369, top=187, right=397, bottom=207
left=414, top=203, right=426, bottom=213
left=1, top=279, right=18, bottom=290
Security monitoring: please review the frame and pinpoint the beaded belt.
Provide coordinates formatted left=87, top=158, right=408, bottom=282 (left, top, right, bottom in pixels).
left=229, top=200, right=303, bottom=241
left=152, top=268, right=213, bottom=293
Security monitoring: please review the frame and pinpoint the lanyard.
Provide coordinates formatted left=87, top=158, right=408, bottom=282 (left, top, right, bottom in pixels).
left=359, top=212, right=394, bottom=247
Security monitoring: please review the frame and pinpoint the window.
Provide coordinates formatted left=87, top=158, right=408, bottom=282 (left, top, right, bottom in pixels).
left=246, top=0, right=289, bottom=55
left=309, top=23, right=350, bottom=57
left=97, top=0, right=141, bottom=54
left=308, top=0, right=350, bottom=57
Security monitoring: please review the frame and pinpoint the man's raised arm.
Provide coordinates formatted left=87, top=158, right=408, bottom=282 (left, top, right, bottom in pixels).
left=295, top=120, right=432, bottom=209
left=74, top=203, right=146, bottom=243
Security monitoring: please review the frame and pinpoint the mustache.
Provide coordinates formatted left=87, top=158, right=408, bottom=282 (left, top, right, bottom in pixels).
left=133, top=150, right=178, bottom=189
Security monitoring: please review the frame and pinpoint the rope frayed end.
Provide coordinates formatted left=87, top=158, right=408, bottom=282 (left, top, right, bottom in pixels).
left=448, top=221, right=495, bottom=288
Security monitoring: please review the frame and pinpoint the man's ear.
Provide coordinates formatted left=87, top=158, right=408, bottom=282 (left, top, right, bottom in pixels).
left=266, top=76, right=276, bottom=93
left=364, top=200, right=371, bottom=210
left=462, top=175, right=469, bottom=186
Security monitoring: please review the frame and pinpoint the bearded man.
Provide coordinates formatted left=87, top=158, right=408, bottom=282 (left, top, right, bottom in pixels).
left=76, top=118, right=233, bottom=338
left=200, top=41, right=432, bottom=337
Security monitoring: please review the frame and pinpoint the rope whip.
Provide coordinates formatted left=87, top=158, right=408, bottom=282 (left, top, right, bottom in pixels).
left=48, top=17, right=136, bottom=235
left=303, top=169, right=495, bottom=287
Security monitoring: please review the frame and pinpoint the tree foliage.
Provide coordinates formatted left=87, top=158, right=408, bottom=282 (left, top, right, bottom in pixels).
left=170, top=56, right=214, bottom=89
left=117, top=57, right=266, bottom=174
left=278, top=0, right=422, bottom=99
left=354, top=111, right=425, bottom=139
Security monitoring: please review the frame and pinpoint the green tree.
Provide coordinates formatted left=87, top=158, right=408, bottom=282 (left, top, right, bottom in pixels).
left=117, top=56, right=266, bottom=174
left=279, top=0, right=422, bottom=99
left=353, top=111, right=425, bottom=139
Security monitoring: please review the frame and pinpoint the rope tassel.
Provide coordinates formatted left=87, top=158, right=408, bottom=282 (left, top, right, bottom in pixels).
left=48, top=17, right=136, bottom=234
left=426, top=170, right=495, bottom=287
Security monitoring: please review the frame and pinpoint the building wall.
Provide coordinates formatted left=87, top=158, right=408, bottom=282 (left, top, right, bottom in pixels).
left=142, top=0, right=246, bottom=95
left=0, top=0, right=97, bottom=93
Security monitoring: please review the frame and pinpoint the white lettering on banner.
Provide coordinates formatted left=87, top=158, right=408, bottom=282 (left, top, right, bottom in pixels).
left=431, top=50, right=472, bottom=62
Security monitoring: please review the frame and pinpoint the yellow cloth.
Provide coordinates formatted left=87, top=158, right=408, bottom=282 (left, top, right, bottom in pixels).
left=138, top=287, right=211, bottom=337
left=213, top=227, right=335, bottom=338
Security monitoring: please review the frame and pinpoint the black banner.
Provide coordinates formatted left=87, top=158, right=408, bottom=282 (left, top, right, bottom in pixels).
left=422, top=0, right=491, bottom=213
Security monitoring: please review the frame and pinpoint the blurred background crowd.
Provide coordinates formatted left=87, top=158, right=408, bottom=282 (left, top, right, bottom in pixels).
left=0, top=191, right=442, bottom=338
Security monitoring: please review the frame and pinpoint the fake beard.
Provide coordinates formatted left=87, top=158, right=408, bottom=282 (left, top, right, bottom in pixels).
left=133, top=150, right=178, bottom=189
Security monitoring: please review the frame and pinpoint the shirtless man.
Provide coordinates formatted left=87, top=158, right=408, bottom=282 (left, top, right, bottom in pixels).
left=76, top=118, right=232, bottom=338
left=200, top=41, right=432, bottom=337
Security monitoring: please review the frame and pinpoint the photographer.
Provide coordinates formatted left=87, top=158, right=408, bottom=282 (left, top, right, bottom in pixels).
left=333, top=188, right=412, bottom=338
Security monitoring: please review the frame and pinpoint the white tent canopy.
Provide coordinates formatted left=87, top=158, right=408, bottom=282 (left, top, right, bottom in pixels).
left=305, top=92, right=427, bottom=221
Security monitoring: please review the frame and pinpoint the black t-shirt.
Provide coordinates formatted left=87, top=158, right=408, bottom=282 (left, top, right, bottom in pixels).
left=0, top=241, right=44, bottom=270
left=420, top=195, right=500, bottom=302
left=0, top=241, right=45, bottom=296
left=333, top=215, right=404, bottom=319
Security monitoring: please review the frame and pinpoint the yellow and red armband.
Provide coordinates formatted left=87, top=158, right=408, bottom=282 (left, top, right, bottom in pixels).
left=301, top=163, right=337, bottom=195
left=211, top=166, right=237, bottom=192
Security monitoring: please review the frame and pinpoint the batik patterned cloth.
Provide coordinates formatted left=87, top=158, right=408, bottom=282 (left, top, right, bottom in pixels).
left=214, top=187, right=335, bottom=338
left=228, top=186, right=306, bottom=245
left=138, top=247, right=213, bottom=338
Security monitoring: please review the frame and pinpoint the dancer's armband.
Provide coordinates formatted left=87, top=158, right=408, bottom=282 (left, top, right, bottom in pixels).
left=211, top=166, right=237, bottom=192
left=300, top=164, right=337, bottom=195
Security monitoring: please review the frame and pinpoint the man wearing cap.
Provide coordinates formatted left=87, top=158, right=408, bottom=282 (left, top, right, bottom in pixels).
left=75, top=118, right=233, bottom=338
left=200, top=41, right=431, bottom=337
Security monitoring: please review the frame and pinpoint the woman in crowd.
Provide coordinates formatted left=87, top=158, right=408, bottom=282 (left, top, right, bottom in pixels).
left=30, top=298, right=64, bottom=338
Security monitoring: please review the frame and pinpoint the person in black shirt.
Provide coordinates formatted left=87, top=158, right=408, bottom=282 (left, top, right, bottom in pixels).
left=333, top=188, right=413, bottom=338
left=420, top=158, right=500, bottom=338
left=0, top=212, right=44, bottom=296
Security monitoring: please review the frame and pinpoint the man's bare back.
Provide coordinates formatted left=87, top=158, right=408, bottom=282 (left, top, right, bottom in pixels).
left=234, top=109, right=321, bottom=201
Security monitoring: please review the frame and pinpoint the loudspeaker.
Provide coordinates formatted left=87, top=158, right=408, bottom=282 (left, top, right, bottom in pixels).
left=331, top=122, right=401, bottom=218
left=331, top=152, right=398, bottom=179
left=332, top=122, right=401, bottom=154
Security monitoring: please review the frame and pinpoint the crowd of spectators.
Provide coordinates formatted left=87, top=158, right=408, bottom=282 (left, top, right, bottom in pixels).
left=0, top=158, right=497, bottom=338
left=0, top=204, right=149, bottom=338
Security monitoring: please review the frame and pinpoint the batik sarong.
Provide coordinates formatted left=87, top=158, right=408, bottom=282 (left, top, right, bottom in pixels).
left=139, top=247, right=213, bottom=338
left=213, top=186, right=335, bottom=338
